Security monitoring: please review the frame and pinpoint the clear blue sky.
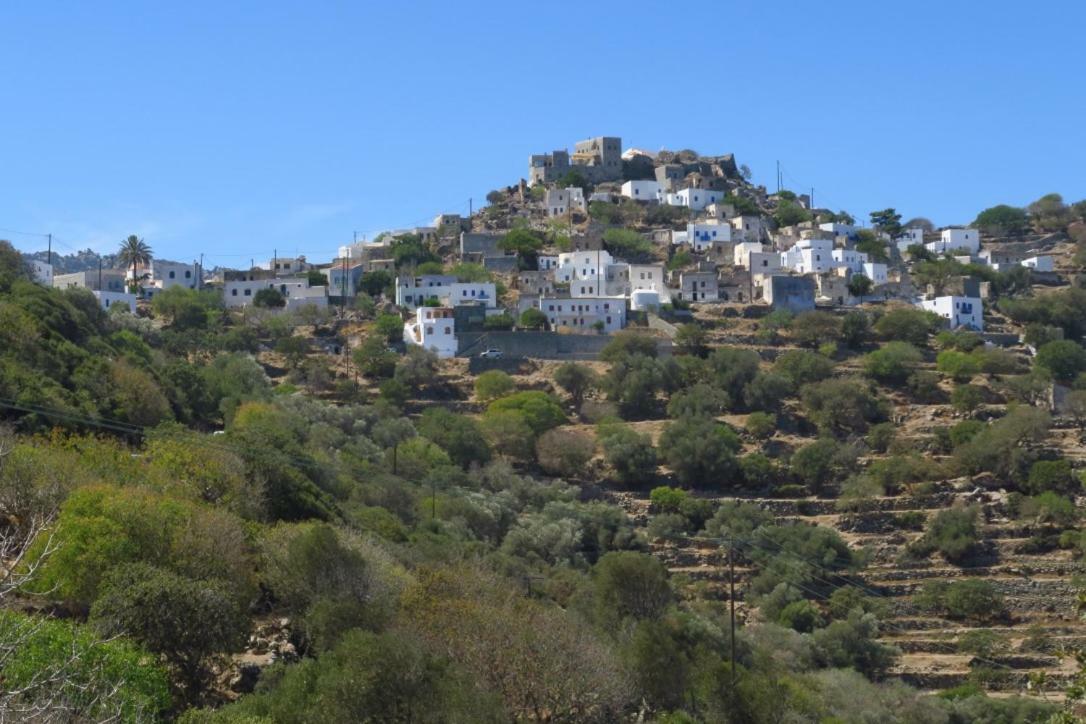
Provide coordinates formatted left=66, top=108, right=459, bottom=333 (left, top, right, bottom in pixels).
left=3, top=1, right=1084, bottom=264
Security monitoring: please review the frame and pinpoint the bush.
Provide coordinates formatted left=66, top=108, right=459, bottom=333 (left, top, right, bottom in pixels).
left=773, top=349, right=834, bottom=386
left=374, top=313, right=404, bottom=343
left=647, top=513, right=688, bottom=541
left=914, top=506, right=980, bottom=563
left=745, top=411, right=776, bottom=439
left=535, top=428, right=595, bottom=478
left=475, top=369, right=515, bottom=402
left=790, top=439, right=857, bottom=494
left=599, top=424, right=657, bottom=485
left=865, top=422, right=895, bottom=453
left=658, top=417, right=741, bottom=488
left=90, top=563, right=248, bottom=690
left=418, top=407, right=491, bottom=469
left=802, top=378, right=886, bottom=438
left=874, top=308, right=940, bottom=346
left=486, top=391, right=566, bottom=436
left=253, top=287, right=286, bottom=308
left=863, top=341, right=922, bottom=384
left=593, top=551, right=673, bottom=622
left=936, top=350, right=981, bottom=381
left=650, top=486, right=688, bottom=514
left=1035, top=340, right=1086, bottom=381
left=554, top=363, right=598, bottom=408
left=519, top=308, right=548, bottom=330
left=1024, top=458, right=1074, bottom=495
left=951, top=384, right=985, bottom=414
left=916, top=579, right=1004, bottom=622
left=948, top=419, right=984, bottom=447
left=778, top=599, right=824, bottom=633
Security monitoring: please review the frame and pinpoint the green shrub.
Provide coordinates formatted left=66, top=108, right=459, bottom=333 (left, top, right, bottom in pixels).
left=916, top=579, right=1004, bottom=622
left=1025, top=459, right=1074, bottom=495
left=913, top=506, right=980, bottom=563
left=650, top=486, right=689, bottom=514
left=745, top=411, right=776, bottom=439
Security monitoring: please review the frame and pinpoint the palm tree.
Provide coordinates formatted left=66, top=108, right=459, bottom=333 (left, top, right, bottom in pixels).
left=117, top=235, right=152, bottom=291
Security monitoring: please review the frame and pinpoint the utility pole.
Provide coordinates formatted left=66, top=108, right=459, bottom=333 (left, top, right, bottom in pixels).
left=198, top=253, right=204, bottom=291
left=776, top=160, right=781, bottom=194
left=469, top=197, right=473, bottom=219
left=98, top=258, right=103, bottom=291
left=353, top=230, right=358, bottom=245
left=728, top=536, right=737, bottom=693
left=341, top=255, right=347, bottom=309
left=273, top=249, right=277, bottom=275
left=47, top=233, right=52, bottom=267
left=810, top=187, right=815, bottom=210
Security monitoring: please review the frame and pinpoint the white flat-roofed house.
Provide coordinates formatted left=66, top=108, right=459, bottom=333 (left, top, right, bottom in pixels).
left=894, top=227, right=925, bottom=253
left=545, top=188, right=571, bottom=217
left=781, top=238, right=834, bottom=274
left=863, top=262, right=888, bottom=286
left=731, top=215, right=765, bottom=243
left=223, top=275, right=327, bottom=310
left=395, top=274, right=495, bottom=310
left=404, top=307, right=457, bottom=358
left=567, top=186, right=586, bottom=211
left=536, top=295, right=626, bottom=333
left=92, top=290, right=137, bottom=312
left=538, top=255, right=559, bottom=271
left=831, top=248, right=869, bottom=275
left=819, top=222, right=859, bottom=239
left=1022, top=255, right=1055, bottom=272
left=259, top=257, right=311, bottom=276
left=733, top=241, right=763, bottom=268
left=675, top=222, right=731, bottom=252
left=675, top=271, right=719, bottom=302
left=667, top=188, right=723, bottom=211
left=54, top=269, right=127, bottom=293
left=29, top=260, right=53, bottom=286
left=620, top=180, right=664, bottom=202
left=926, top=228, right=979, bottom=255
left=555, top=250, right=614, bottom=283
left=148, top=260, right=197, bottom=290
left=748, top=251, right=782, bottom=276
left=919, top=295, right=983, bottom=331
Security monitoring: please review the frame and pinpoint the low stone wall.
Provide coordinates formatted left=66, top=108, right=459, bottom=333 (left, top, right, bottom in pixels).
left=458, top=330, right=671, bottom=360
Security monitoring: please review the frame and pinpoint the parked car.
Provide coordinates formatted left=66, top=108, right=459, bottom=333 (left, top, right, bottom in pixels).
left=478, top=348, right=503, bottom=359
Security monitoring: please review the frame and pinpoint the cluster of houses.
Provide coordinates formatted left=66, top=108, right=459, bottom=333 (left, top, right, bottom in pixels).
left=24, top=135, right=1061, bottom=361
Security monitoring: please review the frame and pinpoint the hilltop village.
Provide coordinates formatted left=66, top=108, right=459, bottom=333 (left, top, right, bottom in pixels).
left=29, top=135, right=1068, bottom=361
left=5, top=135, right=1086, bottom=722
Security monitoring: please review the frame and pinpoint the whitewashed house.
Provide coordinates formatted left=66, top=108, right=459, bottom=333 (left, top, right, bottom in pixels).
left=667, top=188, right=723, bottom=211
left=1022, top=255, right=1055, bottom=272
left=545, top=188, right=571, bottom=217
left=733, top=241, right=764, bottom=268
left=537, top=255, right=559, bottom=271
left=536, top=295, right=626, bottom=333
left=673, top=221, right=731, bottom=251
left=260, top=257, right=311, bottom=276
left=831, top=248, right=869, bottom=275
left=731, top=215, right=765, bottom=242
left=748, top=251, right=782, bottom=276
left=894, top=227, right=925, bottom=253
left=620, top=180, right=664, bottom=202
left=555, top=250, right=614, bottom=283
left=862, top=262, right=888, bottom=286
left=146, top=260, right=197, bottom=290
left=395, top=274, right=496, bottom=310
left=29, top=260, right=53, bottom=286
left=92, top=291, right=137, bottom=312
left=223, top=276, right=327, bottom=311
left=819, top=222, right=859, bottom=239
left=781, top=238, right=835, bottom=274
left=567, top=186, right=586, bottom=212
left=920, top=296, right=983, bottom=331
left=404, top=307, right=457, bottom=358
left=926, top=228, right=979, bottom=255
